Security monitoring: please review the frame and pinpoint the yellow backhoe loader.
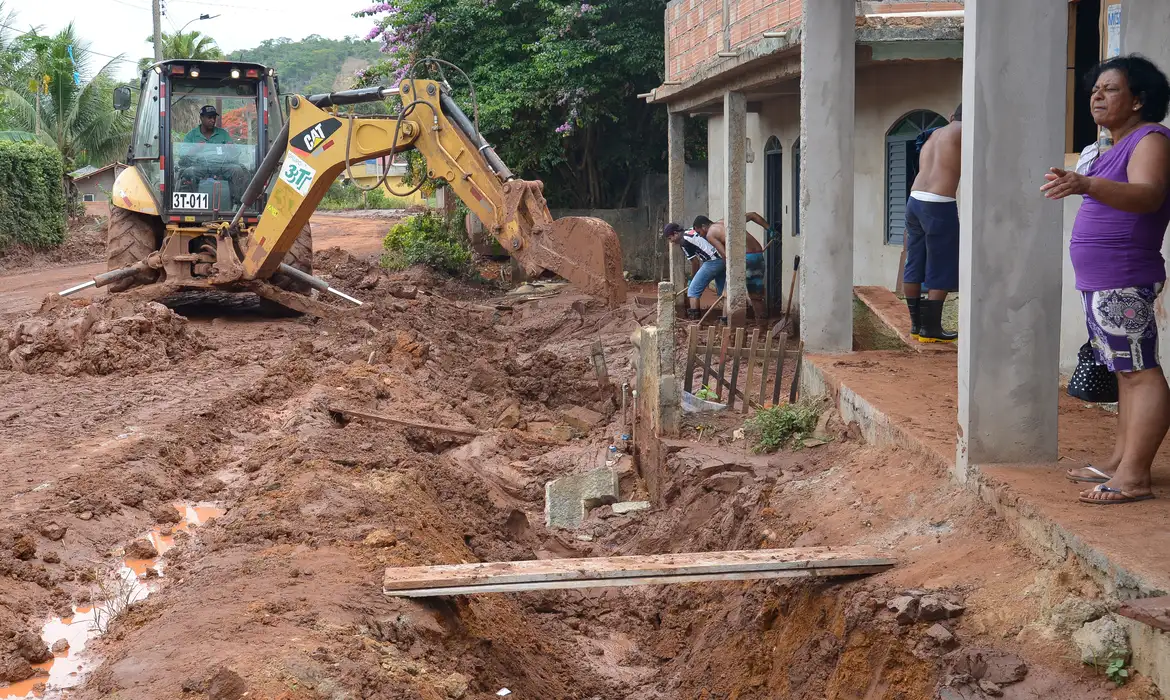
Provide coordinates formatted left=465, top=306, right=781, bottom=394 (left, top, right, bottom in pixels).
left=62, top=59, right=626, bottom=312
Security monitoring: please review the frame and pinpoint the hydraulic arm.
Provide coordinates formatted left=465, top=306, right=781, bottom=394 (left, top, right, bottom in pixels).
left=230, top=81, right=627, bottom=306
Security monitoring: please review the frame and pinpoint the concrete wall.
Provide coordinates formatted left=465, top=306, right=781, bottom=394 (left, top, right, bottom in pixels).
left=550, top=163, right=709, bottom=280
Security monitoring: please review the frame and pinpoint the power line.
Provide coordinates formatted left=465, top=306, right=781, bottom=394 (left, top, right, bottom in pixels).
left=0, top=21, right=135, bottom=64
left=109, top=0, right=151, bottom=10
left=170, top=0, right=267, bottom=11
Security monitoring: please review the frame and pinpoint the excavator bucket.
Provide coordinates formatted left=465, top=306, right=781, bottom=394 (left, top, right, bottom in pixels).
left=539, top=217, right=627, bottom=307
left=497, top=182, right=627, bottom=307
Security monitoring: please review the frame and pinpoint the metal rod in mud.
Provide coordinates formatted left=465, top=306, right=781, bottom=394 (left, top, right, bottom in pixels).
left=277, top=264, right=363, bottom=306
left=59, top=280, right=96, bottom=296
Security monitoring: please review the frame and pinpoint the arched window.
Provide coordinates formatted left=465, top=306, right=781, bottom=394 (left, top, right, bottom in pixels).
left=885, top=110, right=948, bottom=245
left=792, top=137, right=800, bottom=237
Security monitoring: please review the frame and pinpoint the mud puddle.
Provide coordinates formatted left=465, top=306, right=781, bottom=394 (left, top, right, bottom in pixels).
left=2, top=503, right=224, bottom=699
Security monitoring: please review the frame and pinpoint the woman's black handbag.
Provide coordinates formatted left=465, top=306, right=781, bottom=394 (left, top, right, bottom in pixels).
left=1067, top=342, right=1118, bottom=403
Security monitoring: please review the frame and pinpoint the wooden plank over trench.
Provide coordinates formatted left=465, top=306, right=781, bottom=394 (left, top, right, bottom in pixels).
left=383, top=547, right=895, bottom=597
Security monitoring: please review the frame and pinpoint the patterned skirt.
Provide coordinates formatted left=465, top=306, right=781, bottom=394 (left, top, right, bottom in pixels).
left=1081, top=284, right=1163, bottom=373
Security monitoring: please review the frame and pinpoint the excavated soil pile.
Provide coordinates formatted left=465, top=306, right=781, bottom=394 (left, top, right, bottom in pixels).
left=0, top=296, right=209, bottom=376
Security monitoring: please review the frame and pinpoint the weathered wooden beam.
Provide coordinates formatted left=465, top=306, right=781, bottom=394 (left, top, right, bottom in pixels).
left=384, top=547, right=895, bottom=597
left=329, top=406, right=482, bottom=437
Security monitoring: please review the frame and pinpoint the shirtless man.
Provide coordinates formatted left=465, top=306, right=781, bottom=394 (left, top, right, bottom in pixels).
left=903, top=104, right=962, bottom=343
left=664, top=213, right=770, bottom=319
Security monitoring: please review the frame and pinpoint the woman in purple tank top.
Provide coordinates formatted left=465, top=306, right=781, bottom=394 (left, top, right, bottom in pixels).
left=1042, top=55, right=1170, bottom=505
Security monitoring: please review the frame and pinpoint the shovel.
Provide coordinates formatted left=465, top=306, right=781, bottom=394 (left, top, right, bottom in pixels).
left=771, top=255, right=800, bottom=337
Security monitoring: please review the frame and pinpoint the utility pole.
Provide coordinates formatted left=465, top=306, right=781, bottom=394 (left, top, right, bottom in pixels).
left=152, top=0, right=164, bottom=62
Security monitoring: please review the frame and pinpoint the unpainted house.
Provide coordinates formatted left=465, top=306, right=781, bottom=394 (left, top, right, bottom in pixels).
left=651, top=0, right=1170, bottom=374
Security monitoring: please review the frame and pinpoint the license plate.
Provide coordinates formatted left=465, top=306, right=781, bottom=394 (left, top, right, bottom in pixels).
left=172, top=192, right=209, bottom=210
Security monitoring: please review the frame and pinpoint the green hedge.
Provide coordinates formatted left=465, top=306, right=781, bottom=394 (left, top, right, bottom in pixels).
left=0, top=142, right=67, bottom=250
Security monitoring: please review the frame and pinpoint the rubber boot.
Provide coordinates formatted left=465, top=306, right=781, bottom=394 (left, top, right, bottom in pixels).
left=918, top=299, right=957, bottom=343
left=905, top=296, right=922, bottom=339
left=686, top=308, right=701, bottom=321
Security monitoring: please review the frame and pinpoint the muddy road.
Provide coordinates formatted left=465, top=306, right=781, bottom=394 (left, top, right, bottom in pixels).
left=0, top=216, right=1161, bottom=699
left=0, top=213, right=394, bottom=317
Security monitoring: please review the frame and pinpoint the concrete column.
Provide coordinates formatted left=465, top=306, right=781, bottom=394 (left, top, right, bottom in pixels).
left=667, top=112, right=688, bottom=310
left=956, top=0, right=1066, bottom=477
left=724, top=90, right=749, bottom=326
left=656, top=281, right=676, bottom=375
left=798, top=0, right=855, bottom=352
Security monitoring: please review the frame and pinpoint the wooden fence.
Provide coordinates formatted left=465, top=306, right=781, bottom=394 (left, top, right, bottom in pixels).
left=683, top=326, right=805, bottom=413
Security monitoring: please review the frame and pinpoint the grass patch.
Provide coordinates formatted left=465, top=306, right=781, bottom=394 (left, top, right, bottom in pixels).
left=318, top=181, right=409, bottom=211
left=381, top=206, right=473, bottom=276
left=745, top=399, right=824, bottom=453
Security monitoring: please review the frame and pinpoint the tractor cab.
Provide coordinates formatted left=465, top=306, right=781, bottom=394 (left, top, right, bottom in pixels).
left=117, top=59, right=283, bottom=224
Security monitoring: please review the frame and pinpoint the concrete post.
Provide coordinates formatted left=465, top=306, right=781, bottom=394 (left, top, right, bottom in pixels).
left=724, top=91, right=749, bottom=326
left=798, top=0, right=855, bottom=352
left=656, top=281, right=676, bottom=375
left=956, top=0, right=1066, bottom=477
left=667, top=112, right=688, bottom=310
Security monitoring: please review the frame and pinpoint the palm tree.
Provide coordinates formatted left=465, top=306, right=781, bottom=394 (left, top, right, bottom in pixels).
left=138, top=30, right=223, bottom=73
left=0, top=24, right=132, bottom=169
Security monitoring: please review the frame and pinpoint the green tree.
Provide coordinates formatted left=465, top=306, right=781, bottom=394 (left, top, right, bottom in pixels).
left=0, top=24, right=132, bottom=169
left=138, top=30, right=224, bottom=73
left=355, top=0, right=682, bottom=209
left=227, top=35, right=383, bottom=95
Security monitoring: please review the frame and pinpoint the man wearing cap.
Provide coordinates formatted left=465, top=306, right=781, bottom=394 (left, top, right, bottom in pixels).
left=179, top=105, right=247, bottom=206
left=183, top=105, right=232, bottom=144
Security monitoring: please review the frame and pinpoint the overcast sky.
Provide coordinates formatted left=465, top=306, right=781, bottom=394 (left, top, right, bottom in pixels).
left=7, top=0, right=375, bottom=81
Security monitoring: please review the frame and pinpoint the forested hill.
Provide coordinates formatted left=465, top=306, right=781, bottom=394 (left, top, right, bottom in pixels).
left=227, top=35, right=382, bottom=96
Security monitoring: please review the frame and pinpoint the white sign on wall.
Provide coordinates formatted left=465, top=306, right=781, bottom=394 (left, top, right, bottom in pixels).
left=1106, top=4, right=1122, bottom=58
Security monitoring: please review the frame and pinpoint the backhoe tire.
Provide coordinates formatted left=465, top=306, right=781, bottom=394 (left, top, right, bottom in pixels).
left=270, top=223, right=314, bottom=295
left=106, top=205, right=162, bottom=293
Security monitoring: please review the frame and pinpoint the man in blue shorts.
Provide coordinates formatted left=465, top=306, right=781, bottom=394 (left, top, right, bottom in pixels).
left=904, top=104, right=962, bottom=343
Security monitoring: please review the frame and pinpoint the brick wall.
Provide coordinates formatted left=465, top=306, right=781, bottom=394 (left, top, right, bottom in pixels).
left=665, top=0, right=963, bottom=84
left=665, top=0, right=803, bottom=83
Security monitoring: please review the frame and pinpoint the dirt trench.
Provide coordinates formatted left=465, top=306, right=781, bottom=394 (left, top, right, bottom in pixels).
left=0, top=248, right=1161, bottom=700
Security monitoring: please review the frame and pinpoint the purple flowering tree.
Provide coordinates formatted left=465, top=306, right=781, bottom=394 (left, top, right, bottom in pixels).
left=353, top=0, right=695, bottom=209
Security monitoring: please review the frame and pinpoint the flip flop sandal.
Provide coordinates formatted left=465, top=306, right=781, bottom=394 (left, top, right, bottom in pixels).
left=1079, top=484, right=1156, bottom=505
left=1065, top=465, right=1112, bottom=484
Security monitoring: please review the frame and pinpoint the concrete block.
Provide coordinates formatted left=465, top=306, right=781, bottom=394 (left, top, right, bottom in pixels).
left=611, top=501, right=651, bottom=515
left=545, top=468, right=619, bottom=529
left=561, top=405, right=604, bottom=433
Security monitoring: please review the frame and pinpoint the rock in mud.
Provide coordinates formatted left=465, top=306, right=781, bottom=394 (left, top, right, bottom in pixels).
left=12, top=533, right=36, bottom=560
left=0, top=655, right=33, bottom=683
left=206, top=667, right=248, bottom=700
left=887, top=595, right=919, bottom=625
left=918, top=595, right=950, bottom=621
left=611, top=501, right=651, bottom=515
left=124, top=539, right=159, bottom=560
left=13, top=630, right=52, bottom=663
left=0, top=297, right=208, bottom=376
left=950, top=649, right=1028, bottom=685
left=1049, top=596, right=1108, bottom=636
left=702, top=471, right=745, bottom=494
left=363, top=529, right=397, bottom=548
left=496, top=402, right=521, bottom=430
left=436, top=672, right=469, bottom=699
left=1073, top=614, right=1131, bottom=666
left=926, top=623, right=959, bottom=651
left=977, top=680, right=1004, bottom=697
left=152, top=504, right=183, bottom=524
left=38, top=521, right=67, bottom=541
left=50, top=639, right=69, bottom=654
left=560, top=405, right=604, bottom=433
left=41, top=551, right=60, bottom=564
